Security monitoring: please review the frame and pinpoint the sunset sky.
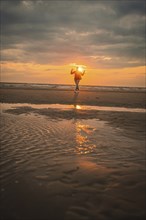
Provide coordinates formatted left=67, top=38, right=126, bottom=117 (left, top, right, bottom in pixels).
left=1, top=0, right=145, bottom=87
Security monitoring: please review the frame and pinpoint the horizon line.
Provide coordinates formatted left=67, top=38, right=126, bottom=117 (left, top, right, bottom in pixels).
left=0, top=82, right=145, bottom=88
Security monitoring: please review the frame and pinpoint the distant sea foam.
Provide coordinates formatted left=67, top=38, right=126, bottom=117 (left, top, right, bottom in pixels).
left=0, top=82, right=145, bottom=92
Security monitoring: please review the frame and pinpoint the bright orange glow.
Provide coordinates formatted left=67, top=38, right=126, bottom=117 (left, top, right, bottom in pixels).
left=1, top=62, right=145, bottom=87
left=70, top=63, right=86, bottom=73
left=78, top=66, right=84, bottom=73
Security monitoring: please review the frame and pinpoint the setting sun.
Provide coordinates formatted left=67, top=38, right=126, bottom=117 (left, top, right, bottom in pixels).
left=78, top=66, right=85, bottom=73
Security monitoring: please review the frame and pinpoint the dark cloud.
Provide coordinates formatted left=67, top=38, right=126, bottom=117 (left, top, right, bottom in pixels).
left=112, top=0, right=146, bottom=16
left=1, top=0, right=145, bottom=68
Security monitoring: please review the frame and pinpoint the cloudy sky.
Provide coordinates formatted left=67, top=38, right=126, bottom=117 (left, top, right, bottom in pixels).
left=1, top=0, right=145, bottom=86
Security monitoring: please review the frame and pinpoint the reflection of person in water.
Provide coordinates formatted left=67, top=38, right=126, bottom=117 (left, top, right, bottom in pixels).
left=70, top=66, right=85, bottom=92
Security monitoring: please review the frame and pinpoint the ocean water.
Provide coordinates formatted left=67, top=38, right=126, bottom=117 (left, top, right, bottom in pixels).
left=0, top=82, right=146, bottom=92
left=1, top=102, right=145, bottom=113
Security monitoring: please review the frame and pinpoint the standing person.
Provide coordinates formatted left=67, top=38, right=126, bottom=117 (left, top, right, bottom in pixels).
left=70, top=66, right=85, bottom=92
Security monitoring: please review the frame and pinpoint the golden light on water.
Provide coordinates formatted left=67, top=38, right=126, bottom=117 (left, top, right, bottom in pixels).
left=75, top=105, right=82, bottom=110
left=75, top=122, right=96, bottom=155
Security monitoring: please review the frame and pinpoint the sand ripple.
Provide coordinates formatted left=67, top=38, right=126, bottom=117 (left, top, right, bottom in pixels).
left=0, top=111, right=145, bottom=220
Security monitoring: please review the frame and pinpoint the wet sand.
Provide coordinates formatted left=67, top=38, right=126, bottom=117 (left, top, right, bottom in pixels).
left=1, top=88, right=146, bottom=108
left=0, top=88, right=146, bottom=220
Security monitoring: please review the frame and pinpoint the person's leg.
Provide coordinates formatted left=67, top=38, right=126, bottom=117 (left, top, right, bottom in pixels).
left=75, top=79, right=80, bottom=90
left=74, top=79, right=77, bottom=91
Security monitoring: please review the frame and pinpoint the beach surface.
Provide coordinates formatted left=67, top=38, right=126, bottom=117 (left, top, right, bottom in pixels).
left=1, top=87, right=146, bottom=108
left=0, top=87, right=146, bottom=220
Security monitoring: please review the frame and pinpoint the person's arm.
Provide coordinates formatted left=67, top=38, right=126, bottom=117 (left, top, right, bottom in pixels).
left=70, top=69, right=75, bottom=74
left=81, top=70, right=85, bottom=76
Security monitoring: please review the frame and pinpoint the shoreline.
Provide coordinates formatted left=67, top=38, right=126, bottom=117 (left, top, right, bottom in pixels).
left=0, top=82, right=145, bottom=92
left=1, top=88, right=146, bottom=109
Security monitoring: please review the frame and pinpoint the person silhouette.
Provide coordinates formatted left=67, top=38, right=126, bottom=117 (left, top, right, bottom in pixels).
left=70, top=66, right=85, bottom=92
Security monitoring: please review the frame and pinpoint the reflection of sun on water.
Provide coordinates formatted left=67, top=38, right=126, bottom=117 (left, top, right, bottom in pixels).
left=75, top=105, right=82, bottom=110
left=75, top=121, right=96, bottom=155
